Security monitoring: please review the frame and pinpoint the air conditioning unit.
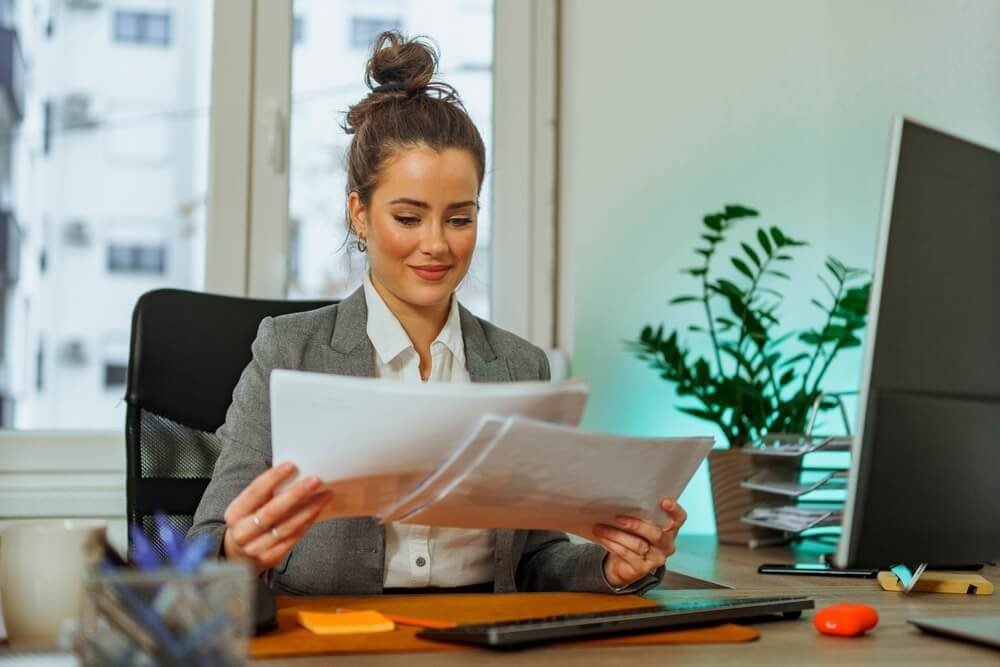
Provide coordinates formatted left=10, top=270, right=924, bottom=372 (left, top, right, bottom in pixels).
left=61, top=93, right=97, bottom=128
left=58, top=339, right=88, bottom=366
left=62, top=219, right=91, bottom=247
left=65, top=0, right=103, bottom=10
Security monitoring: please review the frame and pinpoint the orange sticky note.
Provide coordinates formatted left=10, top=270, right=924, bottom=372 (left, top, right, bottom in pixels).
left=297, top=610, right=396, bottom=635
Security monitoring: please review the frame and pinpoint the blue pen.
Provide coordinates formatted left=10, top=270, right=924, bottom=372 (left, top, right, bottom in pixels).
left=154, top=512, right=185, bottom=566
left=129, top=524, right=162, bottom=571
left=175, top=533, right=213, bottom=574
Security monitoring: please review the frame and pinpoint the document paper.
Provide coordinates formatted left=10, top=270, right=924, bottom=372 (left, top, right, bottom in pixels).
left=269, top=370, right=589, bottom=519
left=386, top=416, right=714, bottom=539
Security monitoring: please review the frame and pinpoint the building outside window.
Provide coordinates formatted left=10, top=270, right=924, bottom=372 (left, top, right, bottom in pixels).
left=103, top=362, right=128, bottom=387
left=107, top=243, right=167, bottom=275
left=113, top=10, right=172, bottom=47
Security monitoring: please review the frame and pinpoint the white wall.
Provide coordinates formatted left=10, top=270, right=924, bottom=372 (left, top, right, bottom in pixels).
left=559, top=0, right=1000, bottom=533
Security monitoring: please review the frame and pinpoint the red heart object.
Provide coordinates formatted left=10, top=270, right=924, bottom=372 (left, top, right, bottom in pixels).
left=813, top=602, right=879, bottom=637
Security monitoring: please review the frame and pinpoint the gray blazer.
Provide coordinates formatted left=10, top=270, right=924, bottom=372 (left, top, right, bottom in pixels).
left=190, top=286, right=663, bottom=596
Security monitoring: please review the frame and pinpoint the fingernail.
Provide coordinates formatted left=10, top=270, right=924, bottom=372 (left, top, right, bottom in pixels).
left=304, top=476, right=320, bottom=489
left=663, top=519, right=674, bottom=531
left=281, top=462, right=296, bottom=473
left=614, top=516, right=629, bottom=528
left=663, top=498, right=675, bottom=508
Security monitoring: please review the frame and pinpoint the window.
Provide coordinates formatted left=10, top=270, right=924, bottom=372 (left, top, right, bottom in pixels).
left=6, top=1, right=213, bottom=429
left=107, top=243, right=167, bottom=275
left=113, top=10, right=172, bottom=47
left=103, top=362, right=127, bottom=388
left=293, top=15, right=305, bottom=46
left=349, top=16, right=402, bottom=50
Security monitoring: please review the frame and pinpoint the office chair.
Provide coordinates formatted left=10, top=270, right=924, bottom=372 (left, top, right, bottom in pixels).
left=124, top=288, right=333, bottom=559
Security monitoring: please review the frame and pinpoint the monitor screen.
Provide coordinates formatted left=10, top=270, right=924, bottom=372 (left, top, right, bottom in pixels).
left=837, top=117, right=1000, bottom=568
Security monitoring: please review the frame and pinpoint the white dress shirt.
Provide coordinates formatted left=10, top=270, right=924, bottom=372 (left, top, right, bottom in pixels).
left=363, top=273, right=496, bottom=588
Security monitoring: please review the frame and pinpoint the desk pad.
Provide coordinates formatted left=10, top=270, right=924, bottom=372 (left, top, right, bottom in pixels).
left=250, top=592, right=760, bottom=657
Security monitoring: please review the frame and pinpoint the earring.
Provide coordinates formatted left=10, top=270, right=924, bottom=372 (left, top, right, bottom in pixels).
left=356, top=236, right=367, bottom=252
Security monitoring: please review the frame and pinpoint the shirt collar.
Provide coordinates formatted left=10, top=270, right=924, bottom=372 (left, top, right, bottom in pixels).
left=363, top=272, right=465, bottom=365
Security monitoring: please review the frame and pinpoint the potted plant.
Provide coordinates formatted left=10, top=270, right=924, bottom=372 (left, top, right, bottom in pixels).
left=627, top=205, right=870, bottom=543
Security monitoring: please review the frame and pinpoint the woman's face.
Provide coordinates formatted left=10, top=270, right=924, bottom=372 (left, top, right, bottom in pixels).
left=349, top=145, right=479, bottom=311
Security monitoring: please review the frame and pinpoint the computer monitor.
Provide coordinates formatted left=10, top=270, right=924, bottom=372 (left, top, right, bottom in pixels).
left=835, top=117, right=1000, bottom=570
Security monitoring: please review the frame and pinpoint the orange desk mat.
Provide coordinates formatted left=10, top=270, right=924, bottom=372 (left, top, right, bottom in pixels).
left=250, top=592, right=759, bottom=658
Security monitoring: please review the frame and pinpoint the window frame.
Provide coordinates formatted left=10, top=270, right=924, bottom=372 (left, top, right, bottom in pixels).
left=237, top=0, right=559, bottom=344
left=2, top=0, right=559, bottom=501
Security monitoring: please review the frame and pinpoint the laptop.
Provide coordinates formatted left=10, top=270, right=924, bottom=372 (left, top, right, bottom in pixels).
left=909, top=616, right=1000, bottom=650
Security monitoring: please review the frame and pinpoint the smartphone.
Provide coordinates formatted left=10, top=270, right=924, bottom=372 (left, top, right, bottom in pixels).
left=758, top=563, right=878, bottom=578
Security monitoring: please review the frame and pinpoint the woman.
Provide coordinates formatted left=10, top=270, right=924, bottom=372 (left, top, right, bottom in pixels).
left=190, top=31, right=686, bottom=596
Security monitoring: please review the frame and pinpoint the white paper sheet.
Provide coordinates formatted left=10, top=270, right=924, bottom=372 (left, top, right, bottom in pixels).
left=269, top=371, right=589, bottom=519
left=393, top=416, right=714, bottom=538
left=376, top=415, right=508, bottom=523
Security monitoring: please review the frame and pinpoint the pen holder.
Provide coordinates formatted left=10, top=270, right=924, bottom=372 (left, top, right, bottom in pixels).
left=76, top=561, right=253, bottom=667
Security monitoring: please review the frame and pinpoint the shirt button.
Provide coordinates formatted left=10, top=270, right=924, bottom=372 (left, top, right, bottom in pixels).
left=415, top=556, right=427, bottom=567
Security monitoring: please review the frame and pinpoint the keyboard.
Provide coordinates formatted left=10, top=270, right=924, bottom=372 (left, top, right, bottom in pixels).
left=418, top=595, right=814, bottom=649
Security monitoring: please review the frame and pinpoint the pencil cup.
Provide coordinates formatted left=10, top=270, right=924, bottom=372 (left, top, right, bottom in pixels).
left=76, top=562, right=253, bottom=666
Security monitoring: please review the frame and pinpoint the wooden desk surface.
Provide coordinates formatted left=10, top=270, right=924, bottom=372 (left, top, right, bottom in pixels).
left=258, top=535, right=999, bottom=666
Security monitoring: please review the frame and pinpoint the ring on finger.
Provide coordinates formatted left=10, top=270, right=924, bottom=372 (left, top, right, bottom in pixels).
left=252, top=514, right=262, bottom=528
left=271, top=527, right=281, bottom=540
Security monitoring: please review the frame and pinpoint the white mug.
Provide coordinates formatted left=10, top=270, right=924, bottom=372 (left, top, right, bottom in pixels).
left=0, top=519, right=107, bottom=648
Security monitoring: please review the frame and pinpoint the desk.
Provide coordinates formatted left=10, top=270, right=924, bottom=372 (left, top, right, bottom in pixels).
left=257, top=535, right=1000, bottom=666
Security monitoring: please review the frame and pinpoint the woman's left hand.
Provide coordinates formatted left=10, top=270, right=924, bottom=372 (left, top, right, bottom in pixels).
left=593, top=497, right=687, bottom=589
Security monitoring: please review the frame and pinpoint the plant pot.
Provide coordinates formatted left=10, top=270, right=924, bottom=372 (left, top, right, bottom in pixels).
left=707, top=448, right=767, bottom=545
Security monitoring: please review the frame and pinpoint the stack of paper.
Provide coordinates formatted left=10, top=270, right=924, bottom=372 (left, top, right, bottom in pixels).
left=741, top=505, right=843, bottom=533
left=380, top=416, right=713, bottom=538
left=270, top=370, right=713, bottom=537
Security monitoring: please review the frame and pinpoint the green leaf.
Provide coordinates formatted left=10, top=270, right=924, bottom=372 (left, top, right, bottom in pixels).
left=767, top=270, right=791, bottom=280
left=811, top=298, right=827, bottom=311
left=703, top=214, right=725, bottom=231
left=770, top=227, right=787, bottom=247
left=799, top=331, right=822, bottom=345
left=756, top=228, right=773, bottom=256
left=713, top=279, right=743, bottom=299
left=780, top=368, right=796, bottom=386
left=701, top=234, right=724, bottom=244
left=825, top=258, right=846, bottom=281
left=819, top=276, right=837, bottom=300
left=669, top=295, right=700, bottom=305
left=741, top=242, right=761, bottom=269
left=723, top=204, right=759, bottom=219
left=684, top=267, right=708, bottom=276
left=731, top=258, right=755, bottom=280
left=695, top=249, right=712, bottom=258
left=677, top=406, right=720, bottom=423
left=688, top=325, right=706, bottom=333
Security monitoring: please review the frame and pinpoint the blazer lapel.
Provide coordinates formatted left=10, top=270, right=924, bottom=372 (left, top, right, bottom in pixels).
left=326, top=286, right=377, bottom=378
left=460, top=305, right=512, bottom=383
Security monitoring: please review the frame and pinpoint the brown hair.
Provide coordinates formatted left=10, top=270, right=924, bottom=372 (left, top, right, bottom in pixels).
left=343, top=31, right=486, bottom=237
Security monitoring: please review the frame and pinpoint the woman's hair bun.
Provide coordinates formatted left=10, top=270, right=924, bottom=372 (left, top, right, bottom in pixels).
left=344, top=31, right=460, bottom=134
left=365, top=30, right=438, bottom=93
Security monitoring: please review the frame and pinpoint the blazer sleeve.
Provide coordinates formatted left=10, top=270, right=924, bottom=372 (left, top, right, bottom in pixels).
left=188, top=317, right=281, bottom=556
left=514, top=347, right=664, bottom=595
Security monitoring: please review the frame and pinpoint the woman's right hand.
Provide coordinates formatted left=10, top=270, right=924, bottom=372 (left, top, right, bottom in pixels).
left=222, top=462, right=332, bottom=574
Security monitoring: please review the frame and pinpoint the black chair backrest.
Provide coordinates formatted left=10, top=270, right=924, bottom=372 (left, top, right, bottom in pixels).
left=125, top=288, right=333, bottom=559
